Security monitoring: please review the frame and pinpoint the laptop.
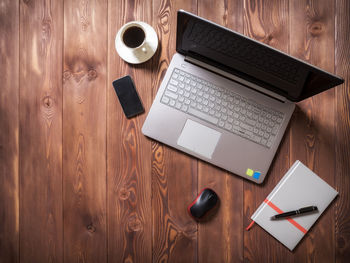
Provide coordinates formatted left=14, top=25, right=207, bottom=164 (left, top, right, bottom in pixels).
left=142, top=10, right=344, bottom=184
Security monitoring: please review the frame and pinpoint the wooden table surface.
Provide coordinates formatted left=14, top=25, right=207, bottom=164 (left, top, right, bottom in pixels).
left=1, top=0, right=349, bottom=262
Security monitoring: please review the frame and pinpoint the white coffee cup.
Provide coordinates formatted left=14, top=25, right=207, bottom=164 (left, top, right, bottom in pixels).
left=115, top=21, right=158, bottom=64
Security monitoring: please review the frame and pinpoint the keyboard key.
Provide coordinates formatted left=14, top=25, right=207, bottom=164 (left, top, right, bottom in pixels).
left=196, top=97, right=202, bottom=103
left=246, top=119, right=256, bottom=126
left=181, top=105, right=188, bottom=112
left=215, top=112, right=222, bottom=118
left=161, top=96, right=170, bottom=104
left=164, top=90, right=178, bottom=100
left=267, top=140, right=273, bottom=147
left=225, top=123, right=233, bottom=130
left=170, top=79, right=178, bottom=86
left=168, top=85, right=178, bottom=92
left=253, top=135, right=261, bottom=143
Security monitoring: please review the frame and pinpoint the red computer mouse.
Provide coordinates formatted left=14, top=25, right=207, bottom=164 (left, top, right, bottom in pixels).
left=188, top=188, right=219, bottom=220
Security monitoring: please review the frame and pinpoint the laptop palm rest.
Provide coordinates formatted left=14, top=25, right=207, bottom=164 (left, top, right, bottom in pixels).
left=177, top=119, right=221, bottom=159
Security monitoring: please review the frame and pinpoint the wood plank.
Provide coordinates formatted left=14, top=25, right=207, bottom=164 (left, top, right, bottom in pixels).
left=197, top=1, right=244, bottom=262
left=19, top=0, right=63, bottom=262
left=63, top=0, right=107, bottom=261
left=290, top=0, right=336, bottom=261
left=0, top=0, right=19, bottom=262
left=107, top=1, right=152, bottom=262
left=242, top=0, right=294, bottom=261
left=335, top=0, right=350, bottom=261
left=151, top=1, right=198, bottom=262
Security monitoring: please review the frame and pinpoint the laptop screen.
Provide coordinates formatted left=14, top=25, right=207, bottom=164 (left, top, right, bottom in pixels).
left=176, top=10, right=343, bottom=102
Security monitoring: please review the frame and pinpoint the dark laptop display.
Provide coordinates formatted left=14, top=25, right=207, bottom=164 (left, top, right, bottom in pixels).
left=176, top=10, right=344, bottom=102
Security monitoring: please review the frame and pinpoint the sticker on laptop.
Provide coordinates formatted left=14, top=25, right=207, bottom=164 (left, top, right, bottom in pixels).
left=246, top=168, right=261, bottom=180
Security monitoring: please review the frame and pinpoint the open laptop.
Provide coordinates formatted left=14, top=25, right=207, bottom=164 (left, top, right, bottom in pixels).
left=142, top=10, right=344, bottom=184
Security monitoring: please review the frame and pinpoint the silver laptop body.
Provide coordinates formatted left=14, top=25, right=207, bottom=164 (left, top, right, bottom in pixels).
left=142, top=11, right=344, bottom=184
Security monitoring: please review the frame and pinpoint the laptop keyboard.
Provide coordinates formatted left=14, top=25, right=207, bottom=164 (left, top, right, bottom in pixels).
left=160, top=68, right=285, bottom=148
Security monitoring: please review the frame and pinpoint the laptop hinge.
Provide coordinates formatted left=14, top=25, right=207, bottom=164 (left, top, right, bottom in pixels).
left=185, top=56, right=287, bottom=103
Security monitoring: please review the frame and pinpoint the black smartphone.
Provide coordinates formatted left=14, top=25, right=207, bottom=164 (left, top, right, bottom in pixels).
left=112, top=75, right=144, bottom=118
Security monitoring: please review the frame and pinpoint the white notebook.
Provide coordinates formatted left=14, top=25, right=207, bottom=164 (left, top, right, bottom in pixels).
left=250, top=160, right=338, bottom=251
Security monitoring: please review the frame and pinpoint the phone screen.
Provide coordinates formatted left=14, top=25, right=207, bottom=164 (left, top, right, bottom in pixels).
left=112, top=76, right=144, bottom=118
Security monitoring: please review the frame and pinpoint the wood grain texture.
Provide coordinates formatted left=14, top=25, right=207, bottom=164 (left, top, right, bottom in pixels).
left=19, top=0, right=63, bottom=262
left=0, top=0, right=19, bottom=262
left=290, top=1, right=336, bottom=262
left=0, top=0, right=350, bottom=261
left=107, top=0, right=153, bottom=262
left=242, top=0, right=292, bottom=261
left=197, top=1, right=244, bottom=262
left=335, top=0, right=350, bottom=261
left=63, top=0, right=107, bottom=261
left=151, top=0, right=198, bottom=262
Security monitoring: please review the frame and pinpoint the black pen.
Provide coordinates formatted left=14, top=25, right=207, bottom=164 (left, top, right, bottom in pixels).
left=271, top=206, right=318, bottom=220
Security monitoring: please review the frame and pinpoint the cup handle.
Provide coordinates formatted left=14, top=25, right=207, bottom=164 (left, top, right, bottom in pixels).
left=141, top=47, right=147, bottom=53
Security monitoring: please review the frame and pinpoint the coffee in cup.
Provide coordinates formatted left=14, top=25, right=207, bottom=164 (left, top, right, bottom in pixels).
left=122, top=26, right=146, bottom=48
left=115, top=21, right=158, bottom=64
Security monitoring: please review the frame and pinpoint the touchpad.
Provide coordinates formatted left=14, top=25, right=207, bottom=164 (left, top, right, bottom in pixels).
left=177, top=119, right=221, bottom=159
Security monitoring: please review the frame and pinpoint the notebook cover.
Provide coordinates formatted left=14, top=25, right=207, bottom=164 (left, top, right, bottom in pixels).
left=251, top=160, right=338, bottom=251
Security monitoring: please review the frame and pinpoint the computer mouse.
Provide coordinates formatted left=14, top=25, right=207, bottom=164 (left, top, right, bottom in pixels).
left=188, top=188, right=219, bottom=220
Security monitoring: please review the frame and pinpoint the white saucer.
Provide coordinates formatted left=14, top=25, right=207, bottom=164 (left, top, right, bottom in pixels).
left=115, top=21, right=158, bottom=64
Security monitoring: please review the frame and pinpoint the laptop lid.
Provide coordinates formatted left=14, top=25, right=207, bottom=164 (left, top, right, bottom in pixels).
left=176, top=10, right=344, bottom=102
